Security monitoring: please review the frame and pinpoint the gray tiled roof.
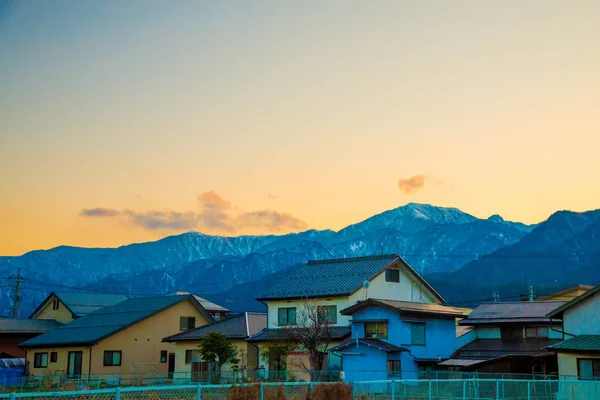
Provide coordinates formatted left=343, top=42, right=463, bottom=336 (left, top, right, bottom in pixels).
left=549, top=335, right=600, bottom=353
left=29, top=292, right=128, bottom=319
left=163, top=312, right=266, bottom=342
left=458, top=301, right=566, bottom=325
left=20, top=294, right=208, bottom=348
left=0, top=319, right=61, bottom=333
left=342, top=299, right=467, bottom=318
left=330, top=338, right=407, bottom=353
left=247, top=326, right=351, bottom=342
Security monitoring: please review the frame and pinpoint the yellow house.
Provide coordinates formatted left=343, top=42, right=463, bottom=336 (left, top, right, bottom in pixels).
left=29, top=292, right=128, bottom=324
left=20, top=294, right=213, bottom=378
left=537, top=285, right=594, bottom=302
left=162, top=312, right=266, bottom=383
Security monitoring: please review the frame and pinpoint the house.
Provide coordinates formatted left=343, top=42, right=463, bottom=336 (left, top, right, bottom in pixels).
left=440, top=301, right=566, bottom=374
left=328, top=298, right=467, bottom=381
left=547, top=284, right=600, bottom=378
left=249, top=254, right=446, bottom=375
left=537, top=285, right=594, bottom=302
left=166, top=291, right=230, bottom=320
left=29, top=292, right=128, bottom=324
left=0, top=319, right=62, bottom=358
left=162, top=312, right=266, bottom=382
left=19, top=294, right=213, bottom=378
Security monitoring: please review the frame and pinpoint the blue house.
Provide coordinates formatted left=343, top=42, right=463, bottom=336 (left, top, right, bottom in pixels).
left=329, top=298, right=467, bottom=381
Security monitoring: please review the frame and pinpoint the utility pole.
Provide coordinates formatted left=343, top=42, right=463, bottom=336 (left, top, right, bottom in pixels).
left=493, top=289, right=499, bottom=303
left=8, top=268, right=23, bottom=319
left=528, top=285, right=534, bottom=302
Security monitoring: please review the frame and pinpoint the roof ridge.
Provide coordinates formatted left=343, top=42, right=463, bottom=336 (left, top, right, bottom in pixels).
left=307, top=254, right=398, bottom=265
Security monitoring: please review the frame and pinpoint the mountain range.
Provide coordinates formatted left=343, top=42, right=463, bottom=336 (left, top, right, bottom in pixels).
left=1, top=203, right=598, bottom=316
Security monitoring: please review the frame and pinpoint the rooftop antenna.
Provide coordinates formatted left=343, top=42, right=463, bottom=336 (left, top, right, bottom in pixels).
left=493, top=289, right=499, bottom=303
left=362, top=279, right=370, bottom=301
left=528, top=285, right=534, bottom=302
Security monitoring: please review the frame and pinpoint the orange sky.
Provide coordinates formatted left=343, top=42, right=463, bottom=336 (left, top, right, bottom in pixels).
left=1, top=1, right=600, bottom=256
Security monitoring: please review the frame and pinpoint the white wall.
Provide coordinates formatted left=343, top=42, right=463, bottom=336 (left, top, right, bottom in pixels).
left=266, top=297, right=352, bottom=328
left=564, top=293, right=600, bottom=335
left=349, top=266, right=438, bottom=305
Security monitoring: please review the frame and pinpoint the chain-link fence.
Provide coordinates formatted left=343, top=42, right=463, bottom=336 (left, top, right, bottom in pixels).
left=1, top=379, right=599, bottom=400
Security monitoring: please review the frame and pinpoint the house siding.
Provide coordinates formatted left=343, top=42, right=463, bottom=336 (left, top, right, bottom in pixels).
left=557, top=352, right=600, bottom=377
left=25, top=299, right=211, bottom=376
left=266, top=298, right=352, bottom=329
left=34, top=297, right=74, bottom=324
left=563, top=292, right=600, bottom=336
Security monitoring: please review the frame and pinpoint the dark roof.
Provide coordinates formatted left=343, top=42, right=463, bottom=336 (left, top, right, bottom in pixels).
left=537, top=284, right=594, bottom=301
left=0, top=319, right=61, bottom=333
left=548, top=335, right=600, bottom=353
left=165, top=291, right=229, bottom=312
left=458, top=301, right=566, bottom=325
left=20, top=294, right=212, bottom=348
left=247, top=326, right=351, bottom=342
left=256, top=254, right=444, bottom=303
left=341, top=298, right=468, bottom=318
left=547, top=284, right=600, bottom=319
left=163, top=312, right=266, bottom=342
left=29, top=292, right=128, bottom=319
left=329, top=338, right=407, bottom=353
left=453, top=338, right=562, bottom=360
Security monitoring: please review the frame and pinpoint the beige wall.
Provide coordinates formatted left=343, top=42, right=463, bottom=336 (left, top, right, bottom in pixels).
left=26, top=299, right=211, bottom=377
left=172, top=340, right=258, bottom=377
left=34, top=296, right=74, bottom=324
left=558, top=352, right=600, bottom=377
left=542, top=288, right=590, bottom=302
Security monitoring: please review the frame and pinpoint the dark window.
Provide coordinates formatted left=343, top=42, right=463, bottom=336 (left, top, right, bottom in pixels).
left=578, top=359, right=600, bottom=380
left=52, top=299, right=60, bottom=310
left=388, top=360, right=401, bottom=377
left=160, top=350, right=168, bottom=363
left=103, top=351, right=122, bottom=366
left=50, top=352, right=57, bottom=363
left=501, top=326, right=523, bottom=340
left=278, top=307, right=297, bottom=326
left=180, top=316, right=196, bottom=331
left=185, top=350, right=201, bottom=364
left=365, top=322, right=388, bottom=339
left=525, top=326, right=549, bottom=338
left=385, top=269, right=400, bottom=283
left=317, top=305, right=337, bottom=324
left=34, top=353, right=48, bottom=368
left=410, top=322, right=426, bottom=345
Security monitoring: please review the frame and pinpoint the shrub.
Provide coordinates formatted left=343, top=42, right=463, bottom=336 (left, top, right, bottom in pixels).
left=308, top=382, right=353, bottom=400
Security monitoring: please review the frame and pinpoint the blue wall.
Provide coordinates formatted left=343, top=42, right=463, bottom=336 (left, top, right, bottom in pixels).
left=337, top=305, right=458, bottom=379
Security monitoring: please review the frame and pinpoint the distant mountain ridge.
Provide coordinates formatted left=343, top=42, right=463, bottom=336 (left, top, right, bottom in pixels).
left=6, top=203, right=595, bottom=317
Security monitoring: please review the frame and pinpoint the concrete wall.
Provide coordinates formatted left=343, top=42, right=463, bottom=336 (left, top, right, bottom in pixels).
left=34, top=296, right=74, bottom=324
left=557, top=352, right=600, bottom=377
left=563, top=292, right=600, bottom=335
left=26, top=299, right=211, bottom=377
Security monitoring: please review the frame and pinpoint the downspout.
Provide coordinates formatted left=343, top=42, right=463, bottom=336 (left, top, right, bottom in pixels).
left=549, top=318, right=576, bottom=339
left=88, top=346, right=93, bottom=382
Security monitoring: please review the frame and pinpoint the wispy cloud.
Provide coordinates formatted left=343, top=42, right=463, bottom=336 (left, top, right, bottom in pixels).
left=397, top=175, right=446, bottom=194
left=79, top=191, right=308, bottom=235
left=79, top=208, right=120, bottom=217
left=268, top=194, right=277, bottom=200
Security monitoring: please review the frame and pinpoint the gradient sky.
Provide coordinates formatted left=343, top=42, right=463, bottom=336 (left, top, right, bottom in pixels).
left=1, top=1, right=600, bottom=256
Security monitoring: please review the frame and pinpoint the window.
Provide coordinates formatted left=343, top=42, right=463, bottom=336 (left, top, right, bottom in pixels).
left=317, top=305, right=337, bottom=324
left=525, top=326, right=549, bottom=338
left=52, top=299, right=60, bottom=310
left=186, top=350, right=202, bottom=364
left=103, top=351, right=122, bottom=366
left=34, top=353, right=48, bottom=368
left=410, top=322, right=426, bottom=345
left=278, top=307, right=297, bottom=326
left=365, top=322, right=388, bottom=339
left=385, top=269, right=400, bottom=283
left=501, top=326, right=523, bottom=340
left=578, top=359, right=600, bottom=380
left=180, top=316, right=196, bottom=331
left=388, top=360, right=401, bottom=377
left=50, top=352, right=57, bottom=363
left=160, top=350, right=168, bottom=363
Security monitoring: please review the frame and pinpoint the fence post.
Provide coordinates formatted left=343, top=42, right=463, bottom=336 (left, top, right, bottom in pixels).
left=260, top=383, right=264, bottom=400
left=527, top=380, right=531, bottom=400
left=428, top=380, right=432, bottom=400
left=496, top=380, right=500, bottom=400
left=463, top=379, right=466, bottom=400
left=57, top=375, right=60, bottom=391
left=115, top=387, right=121, bottom=400
left=391, top=380, right=395, bottom=400
left=196, top=383, right=202, bottom=400
left=9, top=393, right=16, bottom=400
left=309, top=382, right=314, bottom=393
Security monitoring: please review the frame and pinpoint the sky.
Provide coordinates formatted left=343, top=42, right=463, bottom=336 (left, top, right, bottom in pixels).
left=1, top=1, right=599, bottom=256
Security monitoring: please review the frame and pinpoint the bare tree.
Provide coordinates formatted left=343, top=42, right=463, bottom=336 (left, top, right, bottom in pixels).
left=277, top=300, right=336, bottom=372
